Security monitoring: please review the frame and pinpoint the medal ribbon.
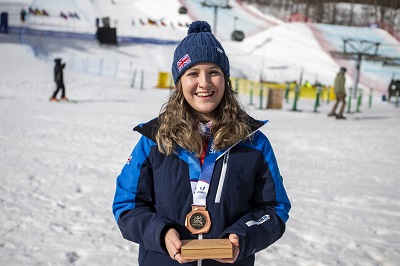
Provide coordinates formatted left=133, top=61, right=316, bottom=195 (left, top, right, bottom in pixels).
left=192, top=139, right=219, bottom=206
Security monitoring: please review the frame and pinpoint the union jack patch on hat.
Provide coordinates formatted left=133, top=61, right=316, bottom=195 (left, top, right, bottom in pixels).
left=177, top=54, right=191, bottom=71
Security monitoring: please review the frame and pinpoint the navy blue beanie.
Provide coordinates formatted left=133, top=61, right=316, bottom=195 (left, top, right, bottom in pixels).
left=172, top=21, right=230, bottom=85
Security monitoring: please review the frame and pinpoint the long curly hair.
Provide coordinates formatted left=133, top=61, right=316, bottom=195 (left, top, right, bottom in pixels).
left=156, top=77, right=252, bottom=157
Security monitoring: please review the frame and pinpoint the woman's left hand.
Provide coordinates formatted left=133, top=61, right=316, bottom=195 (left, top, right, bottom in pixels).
left=164, top=228, right=195, bottom=264
left=213, top=234, right=240, bottom=264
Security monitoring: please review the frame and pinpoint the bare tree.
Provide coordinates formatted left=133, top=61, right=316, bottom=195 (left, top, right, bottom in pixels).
left=241, top=0, right=399, bottom=38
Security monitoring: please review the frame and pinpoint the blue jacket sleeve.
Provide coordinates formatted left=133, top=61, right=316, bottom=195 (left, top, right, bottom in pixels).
left=112, top=136, right=174, bottom=254
left=221, top=131, right=291, bottom=260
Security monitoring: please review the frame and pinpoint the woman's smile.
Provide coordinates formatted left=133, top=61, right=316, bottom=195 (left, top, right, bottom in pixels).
left=196, top=91, right=214, bottom=98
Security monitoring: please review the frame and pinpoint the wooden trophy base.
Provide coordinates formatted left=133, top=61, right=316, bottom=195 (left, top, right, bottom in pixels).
left=181, top=239, right=232, bottom=260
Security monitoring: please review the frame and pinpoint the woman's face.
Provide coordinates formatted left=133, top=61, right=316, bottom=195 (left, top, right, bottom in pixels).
left=180, top=63, right=225, bottom=121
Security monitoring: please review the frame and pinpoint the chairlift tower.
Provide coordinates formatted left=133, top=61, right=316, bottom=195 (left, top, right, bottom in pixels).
left=201, top=0, right=232, bottom=36
left=331, top=39, right=400, bottom=98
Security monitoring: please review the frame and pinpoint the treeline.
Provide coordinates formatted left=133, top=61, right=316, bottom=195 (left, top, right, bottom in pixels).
left=242, top=0, right=399, bottom=30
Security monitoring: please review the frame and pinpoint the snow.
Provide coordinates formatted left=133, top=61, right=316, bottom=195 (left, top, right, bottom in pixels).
left=1, top=0, right=400, bottom=265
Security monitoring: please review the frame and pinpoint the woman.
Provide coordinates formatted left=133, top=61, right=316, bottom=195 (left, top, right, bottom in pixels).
left=112, top=21, right=291, bottom=266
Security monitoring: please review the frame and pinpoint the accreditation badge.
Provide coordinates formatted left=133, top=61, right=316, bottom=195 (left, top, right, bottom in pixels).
left=185, top=205, right=211, bottom=234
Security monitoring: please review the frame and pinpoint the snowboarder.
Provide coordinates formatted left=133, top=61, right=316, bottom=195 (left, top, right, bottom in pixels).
left=50, top=58, right=68, bottom=101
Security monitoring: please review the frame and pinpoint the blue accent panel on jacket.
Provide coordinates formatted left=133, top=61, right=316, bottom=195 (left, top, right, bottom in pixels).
left=176, top=147, right=201, bottom=182
left=112, top=136, right=155, bottom=222
left=241, top=130, right=291, bottom=223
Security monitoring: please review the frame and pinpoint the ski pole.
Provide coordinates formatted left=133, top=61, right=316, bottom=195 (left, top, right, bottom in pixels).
left=368, top=88, right=372, bottom=108
left=259, top=82, right=263, bottom=109
left=356, top=90, right=362, bottom=112
left=140, top=70, right=144, bottom=90
left=284, top=82, right=290, bottom=103
left=314, top=85, right=321, bottom=112
left=249, top=82, right=253, bottom=106
left=131, top=69, right=137, bottom=88
left=292, top=83, right=299, bottom=111
left=326, top=86, right=331, bottom=104
left=347, top=88, right=352, bottom=114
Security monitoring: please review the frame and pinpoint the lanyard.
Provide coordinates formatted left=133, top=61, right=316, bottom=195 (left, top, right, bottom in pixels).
left=192, top=140, right=218, bottom=206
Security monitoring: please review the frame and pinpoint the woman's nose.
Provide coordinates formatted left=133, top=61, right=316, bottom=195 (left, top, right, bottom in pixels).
left=198, top=73, right=211, bottom=89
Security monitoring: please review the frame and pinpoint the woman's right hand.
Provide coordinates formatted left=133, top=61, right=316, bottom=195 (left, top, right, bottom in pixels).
left=164, top=228, right=195, bottom=264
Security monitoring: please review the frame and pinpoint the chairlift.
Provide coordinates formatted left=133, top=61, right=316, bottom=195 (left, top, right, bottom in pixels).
left=231, top=30, right=245, bottom=42
left=179, top=6, right=187, bottom=14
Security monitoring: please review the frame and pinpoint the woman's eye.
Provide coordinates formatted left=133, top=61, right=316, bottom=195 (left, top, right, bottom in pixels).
left=210, top=71, right=221, bottom=75
left=187, top=72, right=198, bottom=76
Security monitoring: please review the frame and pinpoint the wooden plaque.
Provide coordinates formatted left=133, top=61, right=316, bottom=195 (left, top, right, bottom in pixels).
left=181, top=239, right=233, bottom=260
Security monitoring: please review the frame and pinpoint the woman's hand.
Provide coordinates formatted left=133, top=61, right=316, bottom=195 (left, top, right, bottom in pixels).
left=164, top=228, right=195, bottom=264
left=214, top=234, right=240, bottom=264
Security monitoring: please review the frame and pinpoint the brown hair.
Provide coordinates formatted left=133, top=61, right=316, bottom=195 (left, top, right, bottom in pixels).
left=156, top=78, right=252, bottom=157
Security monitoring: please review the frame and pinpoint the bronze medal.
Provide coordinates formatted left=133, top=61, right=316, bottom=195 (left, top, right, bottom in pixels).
left=185, top=205, right=211, bottom=234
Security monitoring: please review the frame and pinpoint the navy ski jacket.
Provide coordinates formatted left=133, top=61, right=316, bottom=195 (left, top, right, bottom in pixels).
left=112, top=117, right=291, bottom=266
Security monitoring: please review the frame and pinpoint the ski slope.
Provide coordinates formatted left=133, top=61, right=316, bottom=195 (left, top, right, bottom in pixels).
left=3, top=0, right=400, bottom=89
left=2, top=0, right=399, bottom=91
left=312, top=23, right=400, bottom=93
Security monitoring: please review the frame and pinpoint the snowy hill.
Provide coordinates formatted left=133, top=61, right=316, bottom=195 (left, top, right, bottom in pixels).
left=2, top=0, right=399, bottom=91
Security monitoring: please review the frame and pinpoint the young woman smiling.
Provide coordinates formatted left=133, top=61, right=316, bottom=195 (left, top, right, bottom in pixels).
left=112, top=21, right=291, bottom=266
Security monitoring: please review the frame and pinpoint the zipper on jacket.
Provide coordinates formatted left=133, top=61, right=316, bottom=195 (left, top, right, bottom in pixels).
left=215, top=150, right=229, bottom=203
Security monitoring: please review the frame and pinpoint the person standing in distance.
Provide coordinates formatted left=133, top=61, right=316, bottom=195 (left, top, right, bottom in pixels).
left=20, top=8, right=27, bottom=23
left=328, top=67, right=347, bottom=119
left=50, top=58, right=68, bottom=101
left=112, top=20, right=291, bottom=266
